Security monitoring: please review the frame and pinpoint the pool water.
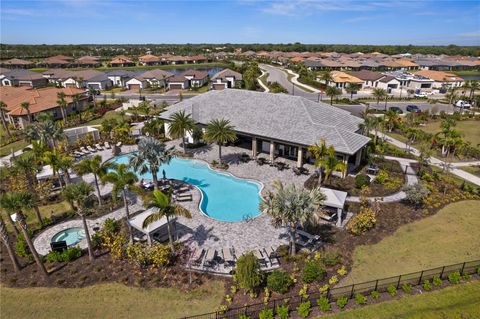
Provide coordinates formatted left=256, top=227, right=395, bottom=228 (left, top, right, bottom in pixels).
left=51, top=227, right=86, bottom=246
left=111, top=155, right=262, bottom=222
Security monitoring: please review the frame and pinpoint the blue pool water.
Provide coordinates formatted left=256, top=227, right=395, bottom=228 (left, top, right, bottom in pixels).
left=110, top=155, right=262, bottom=222
left=51, top=227, right=86, bottom=246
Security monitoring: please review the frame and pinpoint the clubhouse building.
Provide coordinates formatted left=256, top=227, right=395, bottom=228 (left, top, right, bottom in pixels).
left=161, top=90, right=370, bottom=171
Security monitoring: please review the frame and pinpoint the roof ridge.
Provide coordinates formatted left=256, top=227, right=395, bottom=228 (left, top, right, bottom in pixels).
left=334, top=127, right=351, bottom=152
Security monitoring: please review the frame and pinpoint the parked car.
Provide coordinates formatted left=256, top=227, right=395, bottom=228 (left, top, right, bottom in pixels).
left=414, top=92, right=428, bottom=98
left=389, top=106, right=403, bottom=114
left=406, top=105, right=421, bottom=113
left=455, top=100, right=471, bottom=109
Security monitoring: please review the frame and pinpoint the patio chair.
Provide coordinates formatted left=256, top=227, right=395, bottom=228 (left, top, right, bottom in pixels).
left=95, top=143, right=104, bottom=151
left=253, top=250, right=267, bottom=266
left=104, top=141, right=111, bottom=149
left=175, top=194, right=192, bottom=202
left=203, top=249, right=217, bottom=267
left=73, top=151, right=83, bottom=158
left=293, top=167, right=301, bottom=176
left=263, top=247, right=279, bottom=266
left=87, top=145, right=97, bottom=152
left=116, top=141, right=122, bottom=148
left=222, top=248, right=235, bottom=266
left=80, top=147, right=90, bottom=154
left=191, top=248, right=205, bottom=267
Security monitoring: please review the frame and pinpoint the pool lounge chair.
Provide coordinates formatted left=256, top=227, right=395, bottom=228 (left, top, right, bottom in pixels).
left=191, top=248, right=205, bottom=266
left=296, top=229, right=321, bottom=250
left=116, top=141, right=122, bottom=148
left=95, top=143, right=104, bottom=151
left=263, top=247, right=279, bottom=266
left=73, top=151, right=84, bottom=158
left=175, top=194, right=192, bottom=202
left=203, top=249, right=217, bottom=267
left=104, top=141, right=111, bottom=149
left=87, top=145, right=97, bottom=152
left=222, top=248, right=236, bottom=266
left=80, top=147, right=90, bottom=154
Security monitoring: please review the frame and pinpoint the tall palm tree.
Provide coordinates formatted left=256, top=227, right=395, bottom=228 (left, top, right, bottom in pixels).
left=12, top=155, right=42, bottom=225
left=130, top=137, right=175, bottom=189
left=319, top=71, right=333, bottom=86
left=0, top=192, right=48, bottom=278
left=168, top=110, right=195, bottom=154
left=43, top=149, right=65, bottom=189
left=204, top=118, right=237, bottom=162
left=372, top=88, right=387, bottom=105
left=72, top=94, right=82, bottom=121
left=74, top=155, right=113, bottom=206
left=307, top=139, right=329, bottom=186
left=0, top=195, right=20, bottom=236
left=143, top=190, right=192, bottom=250
left=0, top=101, right=11, bottom=138
left=345, top=83, right=362, bottom=100
left=323, top=147, right=347, bottom=182
left=56, top=92, right=68, bottom=123
left=62, top=183, right=77, bottom=211
left=260, top=181, right=325, bottom=256
left=385, top=108, right=401, bottom=132
left=24, top=113, right=64, bottom=148
left=88, top=87, right=97, bottom=109
left=325, top=86, right=341, bottom=105
left=0, top=214, right=21, bottom=273
left=102, top=163, right=139, bottom=243
left=20, top=102, right=32, bottom=124
left=469, top=80, right=479, bottom=100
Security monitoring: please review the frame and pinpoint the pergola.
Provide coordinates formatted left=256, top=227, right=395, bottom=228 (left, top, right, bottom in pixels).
left=320, top=187, right=347, bottom=226
left=128, top=208, right=176, bottom=245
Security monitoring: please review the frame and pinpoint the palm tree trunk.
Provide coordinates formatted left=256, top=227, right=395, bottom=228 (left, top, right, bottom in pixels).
left=20, top=225, right=48, bottom=277
left=93, top=174, right=102, bottom=206
left=1, top=239, right=21, bottom=273
left=152, top=172, right=159, bottom=190
left=182, top=129, right=187, bottom=154
left=27, top=110, right=32, bottom=124
left=63, top=170, right=71, bottom=185
left=317, top=169, right=323, bottom=187
left=57, top=173, right=64, bottom=190
left=26, top=179, right=43, bottom=225
left=122, top=190, right=134, bottom=244
left=0, top=112, right=11, bottom=138
left=289, top=225, right=297, bottom=256
left=218, top=144, right=222, bottom=162
left=5, top=212, right=19, bottom=236
left=166, top=215, right=175, bottom=252
left=81, top=214, right=95, bottom=261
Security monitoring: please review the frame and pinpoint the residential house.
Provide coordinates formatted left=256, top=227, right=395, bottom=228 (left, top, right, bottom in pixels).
left=139, top=69, right=174, bottom=88
left=84, top=74, right=113, bottom=90
left=0, top=58, right=35, bottom=69
left=319, top=71, right=364, bottom=92
left=61, top=69, right=105, bottom=88
left=75, top=56, right=101, bottom=68
left=106, top=70, right=134, bottom=87
left=110, top=55, right=135, bottom=67
left=382, top=71, right=434, bottom=91
left=181, top=70, right=209, bottom=88
left=161, top=89, right=370, bottom=171
left=188, top=55, right=208, bottom=64
left=167, top=75, right=189, bottom=90
left=138, top=54, right=161, bottom=66
left=0, top=69, right=48, bottom=88
left=42, top=55, right=74, bottom=68
left=210, top=68, right=243, bottom=90
left=415, top=70, right=464, bottom=88
left=376, top=75, right=401, bottom=92
left=125, top=75, right=148, bottom=91
left=0, top=86, right=88, bottom=129
left=348, top=70, right=384, bottom=88
left=42, top=69, right=76, bottom=86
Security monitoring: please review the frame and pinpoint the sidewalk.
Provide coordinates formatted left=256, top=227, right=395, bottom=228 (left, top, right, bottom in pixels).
left=257, top=70, right=270, bottom=93
left=283, top=69, right=322, bottom=93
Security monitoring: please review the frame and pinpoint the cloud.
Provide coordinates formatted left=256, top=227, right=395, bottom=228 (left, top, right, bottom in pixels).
left=343, top=16, right=374, bottom=24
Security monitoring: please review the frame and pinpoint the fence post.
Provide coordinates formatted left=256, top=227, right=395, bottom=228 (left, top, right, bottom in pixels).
left=460, top=262, right=466, bottom=275
left=396, top=275, right=402, bottom=289
left=440, top=266, right=445, bottom=279
left=374, top=280, right=378, bottom=291
left=273, top=300, right=276, bottom=313
left=350, top=284, right=355, bottom=299
left=418, top=271, right=424, bottom=285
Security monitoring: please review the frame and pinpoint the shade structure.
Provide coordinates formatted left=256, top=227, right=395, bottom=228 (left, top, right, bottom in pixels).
left=320, top=187, right=347, bottom=210
left=128, top=208, right=175, bottom=235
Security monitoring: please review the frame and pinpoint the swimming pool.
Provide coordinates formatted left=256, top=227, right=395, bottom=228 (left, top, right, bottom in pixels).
left=51, top=227, right=86, bottom=246
left=110, top=154, right=262, bottom=222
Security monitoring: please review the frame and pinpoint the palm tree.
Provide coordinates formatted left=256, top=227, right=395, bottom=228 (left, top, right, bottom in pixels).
left=24, top=113, right=64, bottom=148
left=74, top=155, right=113, bottom=206
left=0, top=101, right=11, bottom=138
left=168, top=110, right=195, bottom=154
left=0, top=192, right=48, bottom=278
left=63, top=183, right=77, bottom=211
left=203, top=119, right=237, bottom=162
left=70, top=182, right=96, bottom=261
left=325, top=86, right=341, bottom=105
left=0, top=214, right=21, bottom=273
left=0, top=195, right=20, bottom=236
left=88, top=87, right=97, bottom=109
left=43, top=149, right=69, bottom=189
left=307, top=139, right=329, bottom=186
left=12, top=155, right=43, bottom=225
left=130, top=137, right=175, bottom=189
left=322, top=147, right=347, bottom=182
left=372, top=88, right=387, bottom=105
left=345, top=83, right=362, bottom=100
left=385, top=109, right=401, bottom=132
left=143, top=190, right=192, bottom=250
left=102, top=163, right=139, bottom=243
left=260, top=181, right=325, bottom=256
left=469, top=80, right=479, bottom=100
left=20, top=102, right=32, bottom=124
left=56, top=92, right=68, bottom=123
left=72, top=94, right=82, bottom=121
left=319, top=71, right=333, bottom=86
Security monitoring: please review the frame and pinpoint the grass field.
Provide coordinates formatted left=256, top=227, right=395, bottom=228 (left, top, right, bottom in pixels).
left=342, top=200, right=480, bottom=284
left=420, top=120, right=480, bottom=145
left=460, top=166, right=480, bottom=177
left=0, top=138, right=30, bottom=157
left=323, top=281, right=480, bottom=319
left=0, top=281, right=224, bottom=319
left=82, top=110, right=129, bottom=126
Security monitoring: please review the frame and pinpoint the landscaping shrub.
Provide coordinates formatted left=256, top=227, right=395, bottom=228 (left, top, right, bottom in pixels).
left=355, top=293, right=367, bottom=305
left=266, top=270, right=294, bottom=293
left=276, top=245, right=289, bottom=257
left=387, top=285, right=397, bottom=296
left=374, top=170, right=389, bottom=184
left=238, top=315, right=251, bottom=319
left=322, top=248, right=342, bottom=266
left=336, top=296, right=348, bottom=309
left=328, top=275, right=338, bottom=285
left=462, top=273, right=472, bottom=281
left=432, top=276, right=442, bottom=286
left=448, top=272, right=461, bottom=284
left=296, top=301, right=312, bottom=318
left=318, top=284, right=329, bottom=295
left=422, top=280, right=432, bottom=291
left=125, top=242, right=173, bottom=268
left=302, top=260, right=325, bottom=283
left=258, top=308, right=274, bottom=319
left=370, top=290, right=380, bottom=300
left=103, top=218, right=120, bottom=235
left=317, top=296, right=331, bottom=312
left=384, top=177, right=403, bottom=190
left=298, top=284, right=309, bottom=298
left=355, top=174, right=371, bottom=189
left=15, top=234, right=32, bottom=260
left=404, top=183, right=430, bottom=206
left=276, top=304, right=289, bottom=319
left=347, top=207, right=376, bottom=235
left=234, top=252, right=264, bottom=292
left=401, top=283, right=412, bottom=294
left=337, top=265, right=348, bottom=276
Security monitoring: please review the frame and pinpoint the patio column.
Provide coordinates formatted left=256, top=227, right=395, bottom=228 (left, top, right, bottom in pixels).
left=336, top=208, right=343, bottom=227
left=297, top=148, right=303, bottom=168
left=355, top=149, right=362, bottom=167
left=252, top=137, right=258, bottom=158
left=343, top=155, right=349, bottom=177
left=147, top=233, right=152, bottom=246
left=269, top=141, right=275, bottom=162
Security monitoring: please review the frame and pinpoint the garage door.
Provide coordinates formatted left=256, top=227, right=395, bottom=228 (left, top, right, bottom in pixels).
left=65, top=83, right=76, bottom=88
left=213, top=84, right=226, bottom=90
left=169, top=84, right=183, bottom=90
left=128, top=84, right=141, bottom=90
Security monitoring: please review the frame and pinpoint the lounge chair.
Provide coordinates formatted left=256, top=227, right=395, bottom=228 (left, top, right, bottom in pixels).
left=73, top=151, right=84, bottom=158
left=263, top=247, right=279, bottom=266
left=296, top=229, right=321, bottom=249
left=104, top=141, right=111, bottom=149
left=87, top=145, right=97, bottom=152
left=203, top=249, right=216, bottom=267
left=175, top=194, right=192, bottom=202
left=80, top=147, right=90, bottom=154
left=191, top=248, right=205, bottom=266
left=95, top=143, right=104, bottom=151
left=116, top=141, right=122, bottom=148
left=222, top=248, right=236, bottom=266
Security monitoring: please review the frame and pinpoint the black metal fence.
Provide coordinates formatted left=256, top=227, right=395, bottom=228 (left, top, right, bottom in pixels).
left=183, top=259, right=480, bottom=319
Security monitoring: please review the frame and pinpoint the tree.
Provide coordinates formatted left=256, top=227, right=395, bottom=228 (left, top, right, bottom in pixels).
left=0, top=194, right=20, bottom=236
left=235, top=252, right=264, bottom=292
left=372, top=88, right=387, bottom=105
left=72, top=94, right=82, bottom=121
left=468, top=80, right=478, bottom=100
left=307, top=139, right=329, bottom=186
left=0, top=101, right=11, bottom=138
left=24, top=113, right=64, bottom=148
left=203, top=118, right=237, bottom=162
left=101, top=163, right=139, bottom=243
left=345, top=83, right=362, bottom=100
left=403, top=183, right=430, bottom=206
left=88, top=87, right=97, bottom=109
left=20, top=102, right=32, bottom=124
left=0, top=214, right=21, bottom=273
left=0, top=192, right=48, bottom=278
left=143, top=118, right=164, bottom=138
left=322, top=148, right=347, bottom=182
left=319, top=71, right=333, bottom=86
left=384, top=109, right=401, bottom=132
left=260, top=181, right=325, bottom=256
left=129, top=137, right=175, bottom=189
left=168, top=110, right=195, bottom=154
left=43, top=150, right=72, bottom=189
left=74, top=155, right=113, bottom=206
left=325, top=86, right=341, bottom=105
left=143, top=190, right=192, bottom=250
left=56, top=92, right=68, bottom=123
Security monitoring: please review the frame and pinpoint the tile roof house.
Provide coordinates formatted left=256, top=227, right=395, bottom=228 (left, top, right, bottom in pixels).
left=110, top=55, right=135, bottom=67
left=161, top=89, right=369, bottom=169
left=320, top=71, right=364, bottom=92
left=0, top=58, right=35, bottom=69
left=42, top=55, right=74, bottom=68
left=167, top=75, right=189, bottom=90
left=181, top=70, right=209, bottom=88
left=348, top=70, right=384, bottom=88
left=139, top=69, right=174, bottom=87
left=0, top=69, right=48, bottom=88
left=61, top=69, right=105, bottom=88
left=210, top=68, right=243, bottom=90
left=139, top=54, right=161, bottom=66
left=188, top=55, right=208, bottom=64
left=75, top=56, right=101, bottom=68
left=0, top=86, right=88, bottom=128
left=106, top=70, right=135, bottom=87
left=415, top=70, right=464, bottom=88
left=42, top=69, right=76, bottom=86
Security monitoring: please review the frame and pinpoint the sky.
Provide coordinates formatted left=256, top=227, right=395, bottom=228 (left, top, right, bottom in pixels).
left=1, top=0, right=479, bottom=45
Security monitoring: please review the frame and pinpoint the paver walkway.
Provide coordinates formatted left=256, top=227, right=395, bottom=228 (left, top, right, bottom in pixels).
left=283, top=68, right=322, bottom=93
left=257, top=69, right=270, bottom=92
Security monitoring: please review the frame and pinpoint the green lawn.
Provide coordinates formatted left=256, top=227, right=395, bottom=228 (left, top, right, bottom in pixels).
left=0, top=139, right=30, bottom=157
left=342, top=200, right=480, bottom=284
left=323, top=281, right=480, bottom=319
left=0, top=281, right=224, bottom=319
left=460, top=166, right=480, bottom=177
left=82, top=110, right=129, bottom=126
left=421, top=120, right=480, bottom=145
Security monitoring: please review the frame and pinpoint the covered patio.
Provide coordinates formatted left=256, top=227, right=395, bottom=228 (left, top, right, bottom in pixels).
left=128, top=208, right=176, bottom=245
left=319, top=187, right=349, bottom=227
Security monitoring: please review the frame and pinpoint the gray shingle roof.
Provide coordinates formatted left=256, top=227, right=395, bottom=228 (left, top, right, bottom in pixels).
left=161, top=90, right=369, bottom=155
left=211, top=68, right=243, bottom=81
